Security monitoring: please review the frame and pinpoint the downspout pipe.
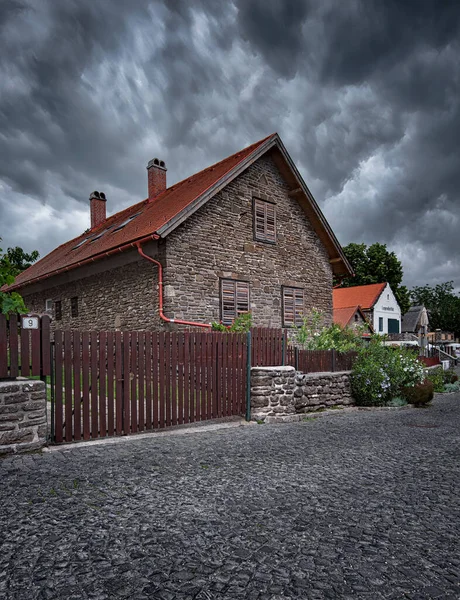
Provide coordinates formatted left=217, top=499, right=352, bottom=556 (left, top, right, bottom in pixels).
left=136, top=242, right=211, bottom=329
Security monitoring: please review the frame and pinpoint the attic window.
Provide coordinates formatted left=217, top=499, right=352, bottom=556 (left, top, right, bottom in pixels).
left=72, top=238, right=89, bottom=249
left=89, top=225, right=115, bottom=242
left=253, top=198, right=276, bottom=243
left=112, top=213, right=141, bottom=232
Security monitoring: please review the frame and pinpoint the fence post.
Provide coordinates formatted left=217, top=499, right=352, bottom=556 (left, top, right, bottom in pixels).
left=245, top=330, right=251, bottom=422
left=331, top=348, right=336, bottom=372
left=294, top=346, right=299, bottom=371
left=281, top=330, right=285, bottom=366
left=50, top=341, right=55, bottom=443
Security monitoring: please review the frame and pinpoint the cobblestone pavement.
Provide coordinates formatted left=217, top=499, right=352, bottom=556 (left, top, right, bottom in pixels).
left=1, top=395, right=460, bottom=600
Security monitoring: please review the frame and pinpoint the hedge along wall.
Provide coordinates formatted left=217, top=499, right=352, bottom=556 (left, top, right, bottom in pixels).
left=250, top=366, right=353, bottom=423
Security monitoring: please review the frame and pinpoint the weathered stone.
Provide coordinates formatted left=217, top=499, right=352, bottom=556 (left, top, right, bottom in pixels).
left=0, top=429, right=34, bottom=444
left=0, top=404, right=20, bottom=414
left=4, top=393, right=28, bottom=405
left=23, top=400, right=45, bottom=412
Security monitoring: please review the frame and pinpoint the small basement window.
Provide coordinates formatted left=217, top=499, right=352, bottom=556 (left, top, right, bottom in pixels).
left=253, top=198, right=276, bottom=243
left=282, top=287, right=304, bottom=327
left=45, top=299, right=53, bottom=313
left=221, top=279, right=250, bottom=325
left=55, top=300, right=62, bottom=321
left=71, top=296, right=79, bottom=318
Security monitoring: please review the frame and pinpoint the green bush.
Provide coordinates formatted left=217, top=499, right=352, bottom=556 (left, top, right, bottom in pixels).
left=425, top=368, right=445, bottom=392
left=293, top=309, right=366, bottom=351
left=401, top=380, right=434, bottom=406
left=443, top=369, right=458, bottom=384
left=211, top=312, right=252, bottom=333
left=386, top=397, right=408, bottom=407
left=351, top=340, right=425, bottom=406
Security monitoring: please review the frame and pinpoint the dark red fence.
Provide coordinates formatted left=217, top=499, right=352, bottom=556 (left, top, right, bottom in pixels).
left=285, top=347, right=357, bottom=373
left=53, top=330, right=248, bottom=443
left=251, top=327, right=286, bottom=366
left=0, top=314, right=51, bottom=379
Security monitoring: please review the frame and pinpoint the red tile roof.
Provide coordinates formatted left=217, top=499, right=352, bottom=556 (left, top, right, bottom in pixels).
left=9, top=134, right=274, bottom=290
left=333, top=283, right=387, bottom=310
left=333, top=306, right=359, bottom=328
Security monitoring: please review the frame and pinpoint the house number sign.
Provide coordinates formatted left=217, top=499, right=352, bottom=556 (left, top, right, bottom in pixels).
left=22, top=316, right=39, bottom=330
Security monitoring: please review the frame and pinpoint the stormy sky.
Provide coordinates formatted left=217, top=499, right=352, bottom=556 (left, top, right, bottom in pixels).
left=1, top=0, right=459, bottom=291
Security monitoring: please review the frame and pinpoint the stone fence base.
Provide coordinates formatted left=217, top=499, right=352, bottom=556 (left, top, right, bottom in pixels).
left=251, top=366, right=353, bottom=422
left=0, top=380, right=47, bottom=455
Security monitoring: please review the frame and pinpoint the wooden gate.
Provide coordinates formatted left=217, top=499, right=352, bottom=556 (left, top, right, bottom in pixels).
left=52, top=330, right=248, bottom=443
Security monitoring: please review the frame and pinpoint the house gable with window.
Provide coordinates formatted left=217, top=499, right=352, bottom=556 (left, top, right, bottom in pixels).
left=7, top=134, right=351, bottom=330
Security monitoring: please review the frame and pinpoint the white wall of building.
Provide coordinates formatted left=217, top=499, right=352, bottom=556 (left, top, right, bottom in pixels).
left=372, top=283, right=401, bottom=334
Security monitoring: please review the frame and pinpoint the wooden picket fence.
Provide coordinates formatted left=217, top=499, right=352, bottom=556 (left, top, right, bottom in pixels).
left=53, top=330, right=248, bottom=443
left=0, top=313, right=51, bottom=379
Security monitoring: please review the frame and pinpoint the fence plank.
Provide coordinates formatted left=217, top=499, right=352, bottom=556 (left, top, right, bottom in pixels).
left=171, top=333, right=178, bottom=426
left=164, top=332, right=171, bottom=427
left=0, top=315, right=7, bottom=378
left=115, top=332, right=123, bottom=435
left=54, top=331, right=63, bottom=443
left=199, top=334, right=206, bottom=421
left=231, top=334, right=237, bottom=416
left=158, top=332, right=166, bottom=428
left=183, top=332, right=190, bottom=424
left=31, top=326, right=41, bottom=375
left=8, top=316, right=18, bottom=378
left=99, top=332, right=107, bottom=438
left=178, top=332, right=184, bottom=425
left=217, top=334, right=223, bottom=417
left=145, top=332, right=152, bottom=430
left=206, top=334, right=212, bottom=420
left=90, top=331, right=98, bottom=438
left=242, top=333, right=248, bottom=416
left=82, top=332, right=90, bottom=440
left=138, top=332, right=145, bottom=432
left=153, top=332, right=160, bottom=429
left=123, top=332, right=131, bottom=434
left=130, top=331, right=138, bottom=434
left=106, top=332, right=114, bottom=437
left=73, top=331, right=82, bottom=441
left=64, top=330, right=73, bottom=443
left=40, top=315, right=51, bottom=377
left=20, top=322, right=30, bottom=377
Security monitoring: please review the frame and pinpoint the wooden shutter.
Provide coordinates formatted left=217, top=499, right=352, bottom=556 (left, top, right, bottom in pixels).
left=283, top=287, right=304, bottom=327
left=254, top=198, right=276, bottom=242
left=221, top=280, right=249, bottom=325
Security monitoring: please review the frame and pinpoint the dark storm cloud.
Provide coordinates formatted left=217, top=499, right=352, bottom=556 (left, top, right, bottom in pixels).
left=1, top=0, right=460, bottom=291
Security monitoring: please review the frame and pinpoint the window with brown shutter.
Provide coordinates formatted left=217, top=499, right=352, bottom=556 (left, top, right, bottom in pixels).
left=54, top=300, right=62, bottom=321
left=253, top=198, right=276, bottom=243
left=71, top=296, right=79, bottom=318
left=282, top=287, right=304, bottom=327
left=221, top=279, right=250, bottom=325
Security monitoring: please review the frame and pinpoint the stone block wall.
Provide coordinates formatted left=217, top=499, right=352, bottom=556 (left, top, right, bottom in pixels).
left=294, top=371, right=353, bottom=413
left=251, top=367, right=354, bottom=422
left=0, top=380, right=47, bottom=455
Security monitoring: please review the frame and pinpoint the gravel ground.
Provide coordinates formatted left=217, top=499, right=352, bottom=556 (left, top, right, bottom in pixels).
left=1, top=394, right=460, bottom=600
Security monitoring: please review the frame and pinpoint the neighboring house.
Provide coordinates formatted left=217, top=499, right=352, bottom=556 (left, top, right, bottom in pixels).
left=333, top=283, right=401, bottom=334
left=6, top=133, right=352, bottom=331
left=401, top=305, right=429, bottom=348
left=333, top=304, right=373, bottom=335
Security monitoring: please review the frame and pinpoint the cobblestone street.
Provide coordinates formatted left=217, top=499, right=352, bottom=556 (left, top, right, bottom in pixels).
left=1, top=395, right=460, bottom=599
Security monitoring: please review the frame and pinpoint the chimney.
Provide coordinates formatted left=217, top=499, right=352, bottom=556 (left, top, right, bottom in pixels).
left=147, top=158, right=167, bottom=201
left=89, top=191, right=107, bottom=229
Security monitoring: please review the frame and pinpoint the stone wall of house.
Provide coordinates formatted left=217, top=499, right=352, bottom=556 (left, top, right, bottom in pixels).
left=23, top=258, right=161, bottom=331
left=251, top=367, right=353, bottom=422
left=0, top=380, right=47, bottom=455
left=163, top=152, right=333, bottom=328
left=21, top=152, right=333, bottom=331
left=294, top=371, right=353, bottom=412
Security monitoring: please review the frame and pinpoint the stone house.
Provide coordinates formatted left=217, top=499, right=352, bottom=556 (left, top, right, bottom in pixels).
left=7, top=134, right=351, bottom=331
left=333, top=282, right=401, bottom=335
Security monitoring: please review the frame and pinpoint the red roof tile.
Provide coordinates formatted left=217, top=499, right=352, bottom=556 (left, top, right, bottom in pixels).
left=9, top=134, right=275, bottom=290
left=333, top=283, right=387, bottom=310
left=333, top=306, right=359, bottom=328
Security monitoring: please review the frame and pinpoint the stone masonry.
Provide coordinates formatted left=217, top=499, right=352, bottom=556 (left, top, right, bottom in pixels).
left=294, top=371, right=353, bottom=412
left=0, top=380, right=47, bottom=455
left=22, top=151, right=333, bottom=331
left=251, top=366, right=353, bottom=422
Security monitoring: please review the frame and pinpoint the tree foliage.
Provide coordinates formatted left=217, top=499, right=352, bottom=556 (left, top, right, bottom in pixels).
left=337, top=242, right=411, bottom=314
left=410, top=282, right=460, bottom=337
left=0, top=241, right=37, bottom=315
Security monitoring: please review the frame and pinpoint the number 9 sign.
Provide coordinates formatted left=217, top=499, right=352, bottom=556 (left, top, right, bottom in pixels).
left=22, top=316, right=39, bottom=330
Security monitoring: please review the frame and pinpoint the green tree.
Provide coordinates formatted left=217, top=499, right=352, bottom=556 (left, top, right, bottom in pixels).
left=410, top=282, right=460, bottom=337
left=0, top=241, right=28, bottom=315
left=336, top=242, right=411, bottom=314
left=0, top=246, right=39, bottom=277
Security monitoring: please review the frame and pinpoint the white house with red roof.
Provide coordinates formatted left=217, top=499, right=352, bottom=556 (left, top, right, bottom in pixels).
left=333, top=283, right=401, bottom=335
